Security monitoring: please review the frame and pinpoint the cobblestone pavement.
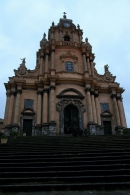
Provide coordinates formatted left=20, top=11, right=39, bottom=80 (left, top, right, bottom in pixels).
left=0, top=191, right=130, bottom=195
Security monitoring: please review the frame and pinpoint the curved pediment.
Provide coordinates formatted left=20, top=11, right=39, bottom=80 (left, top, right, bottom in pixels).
left=60, top=52, right=78, bottom=63
left=101, top=110, right=112, bottom=118
left=21, top=108, right=35, bottom=115
left=57, top=88, right=84, bottom=99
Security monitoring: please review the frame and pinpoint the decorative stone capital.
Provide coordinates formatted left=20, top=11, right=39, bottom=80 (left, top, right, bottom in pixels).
left=50, top=85, right=56, bottom=90
left=116, top=96, right=121, bottom=100
left=6, top=92, right=11, bottom=97
left=90, top=57, right=94, bottom=62
left=10, top=91, right=15, bottom=96
left=90, top=91, right=95, bottom=95
left=37, top=90, right=43, bottom=95
left=111, top=94, right=117, bottom=99
left=40, top=55, right=44, bottom=58
left=16, top=89, right=22, bottom=94
left=85, top=88, right=91, bottom=93
left=94, top=93, right=99, bottom=97
left=51, top=49, right=55, bottom=53
left=82, top=52, right=86, bottom=55
left=43, top=88, right=49, bottom=93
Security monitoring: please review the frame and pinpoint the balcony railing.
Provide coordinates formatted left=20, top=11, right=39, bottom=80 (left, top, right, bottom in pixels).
left=56, top=41, right=80, bottom=47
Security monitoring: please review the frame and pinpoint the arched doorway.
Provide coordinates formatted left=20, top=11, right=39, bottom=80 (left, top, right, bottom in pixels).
left=64, top=104, right=79, bottom=134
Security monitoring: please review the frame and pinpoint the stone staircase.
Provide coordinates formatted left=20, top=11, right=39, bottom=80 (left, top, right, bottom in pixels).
left=0, top=135, right=130, bottom=192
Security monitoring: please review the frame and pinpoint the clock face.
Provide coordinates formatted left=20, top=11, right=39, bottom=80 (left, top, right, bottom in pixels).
left=63, top=22, right=71, bottom=27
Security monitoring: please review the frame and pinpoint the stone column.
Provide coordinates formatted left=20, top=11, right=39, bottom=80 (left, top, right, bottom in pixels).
left=111, top=94, right=121, bottom=127
left=120, top=98, right=127, bottom=127
left=7, top=91, right=15, bottom=127
left=118, top=97, right=127, bottom=127
left=42, top=89, right=49, bottom=135
left=49, top=86, right=56, bottom=135
left=87, top=57, right=91, bottom=75
left=51, top=49, right=55, bottom=69
left=72, top=31, right=75, bottom=42
left=51, top=30, right=54, bottom=39
left=4, top=90, right=11, bottom=127
left=36, top=91, right=42, bottom=131
left=59, top=30, right=63, bottom=41
left=85, top=88, right=93, bottom=122
left=95, top=93, right=101, bottom=125
left=91, top=91, right=97, bottom=123
left=13, top=89, right=22, bottom=131
left=39, top=55, right=44, bottom=75
left=90, top=59, right=94, bottom=76
left=45, top=53, right=48, bottom=73
left=82, top=52, right=87, bottom=72
left=79, top=32, right=82, bottom=43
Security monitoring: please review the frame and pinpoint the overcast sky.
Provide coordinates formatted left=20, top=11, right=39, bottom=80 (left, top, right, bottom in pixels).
left=0, top=0, right=130, bottom=127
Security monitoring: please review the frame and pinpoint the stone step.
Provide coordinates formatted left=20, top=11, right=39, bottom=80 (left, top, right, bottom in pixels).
left=0, top=163, right=129, bottom=172
left=1, top=135, right=130, bottom=191
left=1, top=154, right=130, bottom=161
left=1, top=158, right=130, bottom=167
left=0, top=150, right=130, bottom=156
left=0, top=182, right=130, bottom=191
left=0, top=175, right=130, bottom=184
left=1, top=169, right=130, bottom=178
left=0, top=156, right=130, bottom=164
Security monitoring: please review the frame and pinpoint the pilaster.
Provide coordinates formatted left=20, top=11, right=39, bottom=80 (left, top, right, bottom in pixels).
left=7, top=90, right=15, bottom=127
left=94, top=92, right=101, bottom=125
left=85, top=87, right=93, bottom=122
left=49, top=85, right=56, bottom=135
left=39, top=54, right=44, bottom=75
left=90, top=57, right=94, bottom=76
left=42, top=88, right=49, bottom=135
left=13, top=89, right=22, bottom=131
left=91, top=90, right=97, bottom=123
left=82, top=52, right=87, bottom=72
left=36, top=90, right=42, bottom=131
left=45, top=52, right=49, bottom=73
left=111, top=93, right=122, bottom=131
left=51, top=49, right=55, bottom=69
left=86, top=56, right=91, bottom=75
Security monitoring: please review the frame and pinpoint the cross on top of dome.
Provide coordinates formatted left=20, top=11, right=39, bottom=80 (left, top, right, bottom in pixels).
left=63, top=12, right=67, bottom=19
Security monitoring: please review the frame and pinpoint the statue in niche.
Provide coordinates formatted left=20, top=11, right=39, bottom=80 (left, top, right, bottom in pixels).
left=52, top=21, right=54, bottom=27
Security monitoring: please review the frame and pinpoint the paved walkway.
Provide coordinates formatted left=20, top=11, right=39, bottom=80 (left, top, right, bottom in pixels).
left=0, top=191, right=130, bottom=195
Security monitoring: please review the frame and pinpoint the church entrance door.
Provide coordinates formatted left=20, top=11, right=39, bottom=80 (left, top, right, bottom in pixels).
left=23, top=119, right=32, bottom=136
left=103, top=121, right=112, bottom=135
left=64, top=105, right=79, bottom=134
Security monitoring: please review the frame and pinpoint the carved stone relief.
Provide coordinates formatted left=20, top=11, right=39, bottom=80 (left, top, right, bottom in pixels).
left=60, top=51, right=78, bottom=72
left=56, top=98, right=85, bottom=134
left=14, top=60, right=28, bottom=77
left=103, top=65, right=116, bottom=82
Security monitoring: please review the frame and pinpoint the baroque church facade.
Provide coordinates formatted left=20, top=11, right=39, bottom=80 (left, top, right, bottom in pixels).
left=3, top=14, right=127, bottom=136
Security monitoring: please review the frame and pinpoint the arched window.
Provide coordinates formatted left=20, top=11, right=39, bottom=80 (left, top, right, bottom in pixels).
left=64, top=36, right=70, bottom=41
left=65, top=61, right=74, bottom=72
